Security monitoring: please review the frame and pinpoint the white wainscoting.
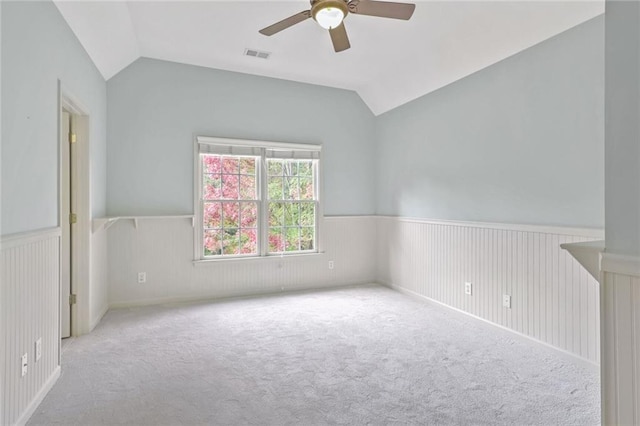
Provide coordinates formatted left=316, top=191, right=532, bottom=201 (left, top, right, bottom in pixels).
left=108, top=216, right=377, bottom=307
left=90, top=229, right=109, bottom=331
left=376, top=216, right=603, bottom=364
left=600, top=254, right=640, bottom=425
left=1, top=228, right=61, bottom=426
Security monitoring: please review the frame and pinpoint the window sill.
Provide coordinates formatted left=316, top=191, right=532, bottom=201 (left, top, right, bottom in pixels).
left=192, top=251, right=325, bottom=267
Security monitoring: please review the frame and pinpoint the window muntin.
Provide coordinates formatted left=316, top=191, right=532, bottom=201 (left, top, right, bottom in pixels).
left=267, top=159, right=316, bottom=253
left=196, top=139, right=320, bottom=260
left=202, top=155, right=259, bottom=257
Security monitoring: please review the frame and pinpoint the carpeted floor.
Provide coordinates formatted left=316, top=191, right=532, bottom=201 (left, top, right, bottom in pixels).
left=29, top=285, right=600, bottom=425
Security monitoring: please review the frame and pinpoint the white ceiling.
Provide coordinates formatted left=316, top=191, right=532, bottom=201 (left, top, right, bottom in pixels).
left=54, top=0, right=604, bottom=115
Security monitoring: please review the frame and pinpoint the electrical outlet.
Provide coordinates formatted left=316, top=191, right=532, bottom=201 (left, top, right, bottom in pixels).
left=35, top=338, right=42, bottom=362
left=503, top=294, right=512, bottom=309
left=328, top=261, right=334, bottom=270
left=137, top=272, right=146, bottom=283
left=21, top=353, right=28, bottom=377
left=465, top=282, right=472, bottom=295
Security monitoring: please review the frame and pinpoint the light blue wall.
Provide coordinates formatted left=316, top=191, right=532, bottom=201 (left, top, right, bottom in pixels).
left=375, top=16, right=605, bottom=228
left=604, top=2, right=640, bottom=256
left=106, top=58, right=376, bottom=216
left=1, top=0, right=107, bottom=235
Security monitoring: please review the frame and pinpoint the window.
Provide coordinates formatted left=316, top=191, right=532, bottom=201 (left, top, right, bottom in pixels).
left=195, top=137, right=321, bottom=259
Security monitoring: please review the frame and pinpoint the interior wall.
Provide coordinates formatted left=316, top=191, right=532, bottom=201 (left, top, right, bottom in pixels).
left=107, top=216, right=376, bottom=307
left=374, top=16, right=604, bottom=229
left=600, top=1, right=640, bottom=422
left=377, top=217, right=602, bottom=365
left=106, top=58, right=376, bottom=217
left=0, top=2, right=4, bottom=422
left=0, top=1, right=6, bottom=419
left=372, top=16, right=605, bottom=366
left=604, top=1, right=640, bottom=257
left=1, top=0, right=107, bottom=236
left=1, top=230, right=62, bottom=426
left=1, top=1, right=108, bottom=422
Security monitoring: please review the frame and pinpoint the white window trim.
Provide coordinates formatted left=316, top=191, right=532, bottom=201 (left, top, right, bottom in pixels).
left=193, top=136, right=324, bottom=261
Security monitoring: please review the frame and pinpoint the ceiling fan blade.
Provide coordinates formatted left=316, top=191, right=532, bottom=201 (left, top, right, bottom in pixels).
left=329, top=23, right=351, bottom=52
left=348, top=0, right=415, bottom=20
left=259, top=10, right=311, bottom=36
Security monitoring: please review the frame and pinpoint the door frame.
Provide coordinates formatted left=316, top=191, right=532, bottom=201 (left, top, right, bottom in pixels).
left=58, top=82, right=92, bottom=338
left=60, top=108, right=72, bottom=339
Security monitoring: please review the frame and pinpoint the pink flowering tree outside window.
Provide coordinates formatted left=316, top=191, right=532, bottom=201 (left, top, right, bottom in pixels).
left=200, top=152, right=317, bottom=258
left=202, top=155, right=258, bottom=256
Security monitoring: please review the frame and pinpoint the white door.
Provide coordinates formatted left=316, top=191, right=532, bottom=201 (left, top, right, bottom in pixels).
left=60, top=111, right=72, bottom=338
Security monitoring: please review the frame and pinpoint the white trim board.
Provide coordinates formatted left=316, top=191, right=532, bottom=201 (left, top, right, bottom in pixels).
left=109, top=281, right=375, bottom=309
left=196, top=135, right=321, bottom=152
left=601, top=252, right=640, bottom=278
left=1, top=227, right=62, bottom=248
left=15, top=367, right=61, bottom=426
left=377, top=216, right=604, bottom=239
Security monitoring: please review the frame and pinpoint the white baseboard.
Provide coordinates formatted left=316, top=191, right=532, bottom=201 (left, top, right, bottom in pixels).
left=109, top=282, right=376, bottom=309
left=15, top=366, right=61, bottom=426
left=386, top=282, right=600, bottom=373
left=90, top=302, right=110, bottom=332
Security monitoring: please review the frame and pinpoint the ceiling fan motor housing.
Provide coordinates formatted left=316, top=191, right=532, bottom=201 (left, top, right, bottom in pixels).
left=311, top=0, right=349, bottom=26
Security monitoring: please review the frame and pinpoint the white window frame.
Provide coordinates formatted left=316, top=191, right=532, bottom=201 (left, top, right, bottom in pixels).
left=194, top=136, right=323, bottom=261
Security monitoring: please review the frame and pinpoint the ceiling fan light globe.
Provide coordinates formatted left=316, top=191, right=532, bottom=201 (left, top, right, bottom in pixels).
left=314, top=6, right=344, bottom=29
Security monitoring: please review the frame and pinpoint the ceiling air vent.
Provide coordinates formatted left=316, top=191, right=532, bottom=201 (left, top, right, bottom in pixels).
left=244, top=48, right=271, bottom=60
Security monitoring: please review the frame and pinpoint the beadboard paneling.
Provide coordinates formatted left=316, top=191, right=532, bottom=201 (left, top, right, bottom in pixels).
left=108, top=216, right=377, bottom=307
left=600, top=267, right=640, bottom=425
left=376, top=217, right=602, bottom=364
left=90, top=229, right=109, bottom=331
left=1, top=228, right=61, bottom=426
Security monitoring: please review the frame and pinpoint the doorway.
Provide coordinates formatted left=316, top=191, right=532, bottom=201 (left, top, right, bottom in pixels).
left=60, top=109, right=76, bottom=338
left=59, top=87, right=92, bottom=339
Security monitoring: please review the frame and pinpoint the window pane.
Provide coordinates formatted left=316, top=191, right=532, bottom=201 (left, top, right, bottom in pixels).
left=268, top=160, right=282, bottom=176
left=222, top=157, right=239, bottom=174
left=285, top=227, right=300, bottom=251
left=204, top=229, right=223, bottom=256
left=284, top=203, right=300, bottom=226
left=284, top=177, right=299, bottom=200
left=203, top=155, right=222, bottom=174
left=222, top=174, right=239, bottom=199
left=203, top=174, right=221, bottom=200
left=298, top=161, right=312, bottom=176
left=269, top=227, right=284, bottom=252
left=268, top=176, right=283, bottom=200
left=239, top=175, right=256, bottom=200
left=222, top=202, right=240, bottom=228
left=300, top=203, right=314, bottom=226
left=203, top=202, right=222, bottom=229
left=202, top=152, right=316, bottom=258
left=299, top=177, right=313, bottom=200
left=283, top=161, right=298, bottom=176
left=239, top=157, right=256, bottom=175
left=240, top=229, right=258, bottom=254
left=269, top=202, right=284, bottom=227
left=301, top=227, right=314, bottom=250
left=222, top=229, right=240, bottom=255
left=240, top=202, right=258, bottom=228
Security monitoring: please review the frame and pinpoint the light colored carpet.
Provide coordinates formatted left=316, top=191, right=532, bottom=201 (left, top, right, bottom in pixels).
left=29, top=285, right=600, bottom=425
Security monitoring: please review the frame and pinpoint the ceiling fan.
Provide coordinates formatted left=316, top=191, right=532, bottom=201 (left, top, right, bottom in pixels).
left=259, top=0, right=416, bottom=53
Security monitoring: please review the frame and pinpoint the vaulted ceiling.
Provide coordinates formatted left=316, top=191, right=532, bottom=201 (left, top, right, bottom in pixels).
left=54, top=0, right=604, bottom=115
